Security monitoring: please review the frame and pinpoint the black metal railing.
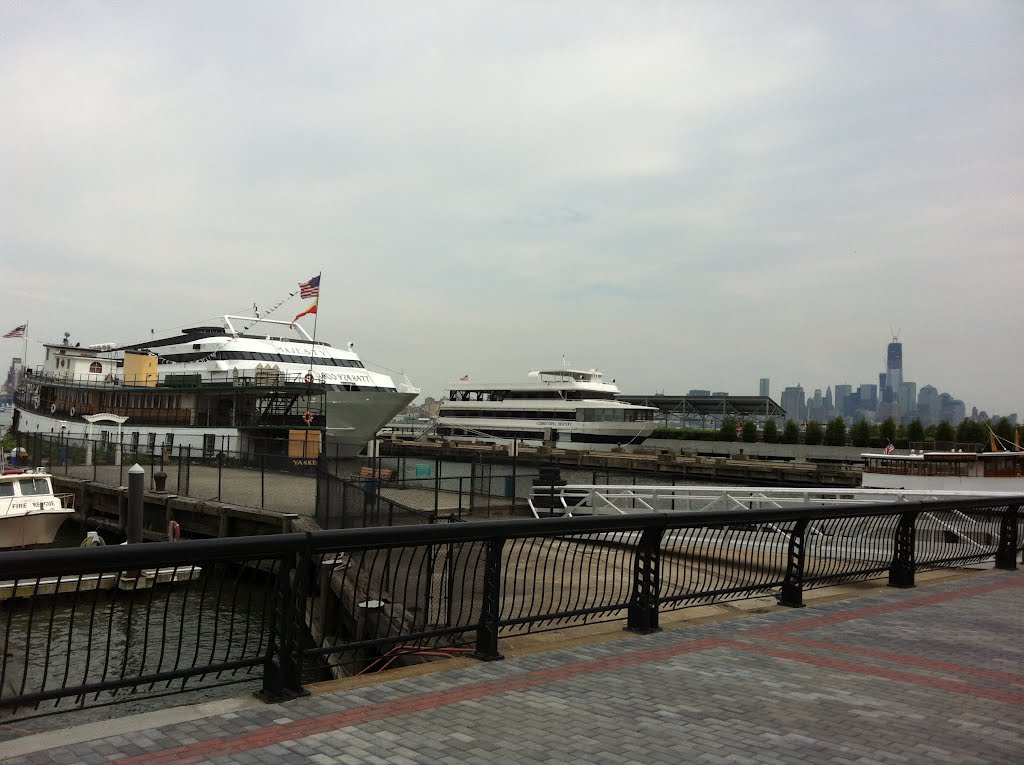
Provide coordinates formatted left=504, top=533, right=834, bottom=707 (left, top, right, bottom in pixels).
left=0, top=497, right=1020, bottom=723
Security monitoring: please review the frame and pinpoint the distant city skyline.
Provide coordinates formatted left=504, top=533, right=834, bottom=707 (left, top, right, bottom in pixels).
left=2, top=4, right=1021, bottom=417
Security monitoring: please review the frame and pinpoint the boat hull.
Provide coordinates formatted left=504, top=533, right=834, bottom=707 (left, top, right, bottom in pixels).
left=436, top=417, right=655, bottom=446
left=324, top=389, right=419, bottom=458
left=0, top=509, right=74, bottom=550
left=17, top=385, right=419, bottom=461
left=861, top=474, right=1024, bottom=493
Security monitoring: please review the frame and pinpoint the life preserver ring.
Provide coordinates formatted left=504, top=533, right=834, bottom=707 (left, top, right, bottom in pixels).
left=302, top=410, right=314, bottom=425
left=304, top=372, right=314, bottom=385
left=50, top=404, right=56, bottom=414
left=167, top=520, right=181, bottom=541
left=69, top=407, right=75, bottom=417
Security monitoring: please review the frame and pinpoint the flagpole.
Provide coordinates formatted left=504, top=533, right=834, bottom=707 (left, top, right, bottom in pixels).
left=23, top=322, right=28, bottom=373
left=309, top=271, right=322, bottom=376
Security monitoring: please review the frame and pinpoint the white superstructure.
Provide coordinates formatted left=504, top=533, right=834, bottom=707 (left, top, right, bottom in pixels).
left=437, top=368, right=657, bottom=447
left=861, top=450, right=1024, bottom=493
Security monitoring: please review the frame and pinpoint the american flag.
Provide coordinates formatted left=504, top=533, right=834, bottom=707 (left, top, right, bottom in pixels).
left=883, top=442, right=895, bottom=455
left=3, top=324, right=26, bottom=338
left=459, top=374, right=469, bottom=381
left=298, top=275, right=320, bottom=299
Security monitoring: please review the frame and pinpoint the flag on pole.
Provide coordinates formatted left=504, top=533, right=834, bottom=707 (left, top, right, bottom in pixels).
left=291, top=299, right=318, bottom=327
left=3, top=324, right=26, bottom=338
left=883, top=441, right=895, bottom=455
left=298, top=275, right=320, bottom=299
left=459, top=375, right=469, bottom=381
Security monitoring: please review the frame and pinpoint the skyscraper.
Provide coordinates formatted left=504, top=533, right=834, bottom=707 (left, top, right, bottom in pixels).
left=759, top=378, right=770, bottom=397
left=780, top=385, right=807, bottom=423
left=883, top=337, right=903, bottom=405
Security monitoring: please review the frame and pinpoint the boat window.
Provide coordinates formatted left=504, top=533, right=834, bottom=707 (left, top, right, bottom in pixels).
left=0, top=483, right=14, bottom=497
left=18, top=478, right=51, bottom=496
left=89, top=362, right=103, bottom=373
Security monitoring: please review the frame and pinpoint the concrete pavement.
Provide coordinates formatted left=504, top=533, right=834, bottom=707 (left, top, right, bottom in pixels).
left=3, top=568, right=1022, bottom=764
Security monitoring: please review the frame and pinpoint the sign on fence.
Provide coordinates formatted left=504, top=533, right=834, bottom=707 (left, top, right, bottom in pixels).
left=415, top=463, right=431, bottom=477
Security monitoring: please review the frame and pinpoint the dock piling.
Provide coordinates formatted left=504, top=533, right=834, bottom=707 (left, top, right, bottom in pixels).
left=127, top=463, right=144, bottom=545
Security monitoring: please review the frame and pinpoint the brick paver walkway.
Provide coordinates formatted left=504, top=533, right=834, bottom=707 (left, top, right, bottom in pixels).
left=4, top=569, right=1022, bottom=764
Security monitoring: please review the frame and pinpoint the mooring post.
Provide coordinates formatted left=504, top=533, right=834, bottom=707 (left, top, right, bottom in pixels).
left=127, top=463, right=144, bottom=545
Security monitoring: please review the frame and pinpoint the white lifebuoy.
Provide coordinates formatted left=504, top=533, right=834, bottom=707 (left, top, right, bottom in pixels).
left=69, top=407, right=75, bottom=417
left=302, top=410, right=314, bottom=425
left=304, top=372, right=314, bottom=385
left=50, top=404, right=56, bottom=414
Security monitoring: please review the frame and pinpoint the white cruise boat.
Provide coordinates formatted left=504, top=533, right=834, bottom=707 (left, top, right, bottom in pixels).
left=436, top=368, right=658, bottom=446
left=861, top=449, right=1024, bottom=493
left=13, top=315, right=418, bottom=464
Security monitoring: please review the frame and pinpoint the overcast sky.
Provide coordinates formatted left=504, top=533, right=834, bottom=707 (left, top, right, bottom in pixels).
left=2, top=2, right=1021, bottom=417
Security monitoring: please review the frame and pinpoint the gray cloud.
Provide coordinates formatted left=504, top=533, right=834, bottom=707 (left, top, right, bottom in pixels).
left=2, top=2, right=1021, bottom=415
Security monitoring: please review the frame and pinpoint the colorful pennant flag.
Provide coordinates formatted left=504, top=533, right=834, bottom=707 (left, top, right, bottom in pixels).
left=291, top=299, right=318, bottom=327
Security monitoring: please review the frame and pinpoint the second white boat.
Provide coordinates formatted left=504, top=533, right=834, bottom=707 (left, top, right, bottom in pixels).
left=436, top=368, right=658, bottom=447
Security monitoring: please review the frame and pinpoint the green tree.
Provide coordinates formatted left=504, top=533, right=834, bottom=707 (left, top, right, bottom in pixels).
left=956, top=419, right=986, bottom=448
left=742, top=420, right=758, bottom=443
left=763, top=418, right=779, bottom=444
left=934, top=420, right=955, bottom=444
left=720, top=416, right=738, bottom=442
left=781, top=419, right=800, bottom=444
left=824, top=417, right=847, bottom=446
left=993, top=417, right=1015, bottom=446
left=905, top=419, right=925, bottom=446
left=879, top=417, right=898, bottom=445
left=805, top=420, right=824, bottom=445
left=850, top=419, right=872, bottom=447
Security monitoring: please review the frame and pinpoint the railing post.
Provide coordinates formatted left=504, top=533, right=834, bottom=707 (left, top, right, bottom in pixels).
left=473, top=538, right=505, bottom=661
left=217, top=451, right=224, bottom=501
left=778, top=518, right=809, bottom=607
left=995, top=504, right=1020, bottom=570
left=259, top=536, right=310, bottom=701
left=626, top=524, right=665, bottom=633
left=889, top=511, right=917, bottom=588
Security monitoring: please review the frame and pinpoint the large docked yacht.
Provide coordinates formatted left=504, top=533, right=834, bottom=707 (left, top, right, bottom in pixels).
left=436, top=367, right=658, bottom=446
left=12, top=315, right=418, bottom=464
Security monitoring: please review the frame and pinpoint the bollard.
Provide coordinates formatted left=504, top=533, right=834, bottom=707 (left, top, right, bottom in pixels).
left=153, top=469, right=168, bottom=492
left=127, top=463, right=144, bottom=545
left=282, top=513, right=299, bottom=534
